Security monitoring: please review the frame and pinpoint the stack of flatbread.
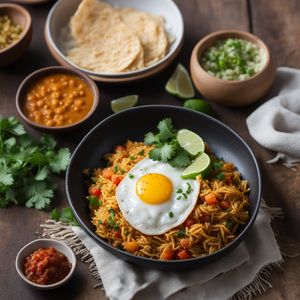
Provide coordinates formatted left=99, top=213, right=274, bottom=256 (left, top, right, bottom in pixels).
left=67, top=0, right=169, bottom=73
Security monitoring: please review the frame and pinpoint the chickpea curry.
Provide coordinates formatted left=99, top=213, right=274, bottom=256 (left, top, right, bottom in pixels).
left=23, top=73, right=94, bottom=127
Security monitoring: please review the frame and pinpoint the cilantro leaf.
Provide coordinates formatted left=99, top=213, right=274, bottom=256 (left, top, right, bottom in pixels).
left=157, top=118, right=176, bottom=142
left=149, top=147, right=163, bottom=161
left=144, top=132, right=160, bottom=145
left=35, top=166, right=49, bottom=181
left=50, top=207, right=79, bottom=226
left=170, top=149, right=191, bottom=168
left=49, top=148, right=71, bottom=173
left=0, top=116, right=71, bottom=210
left=0, top=165, right=14, bottom=186
left=25, top=181, right=54, bottom=210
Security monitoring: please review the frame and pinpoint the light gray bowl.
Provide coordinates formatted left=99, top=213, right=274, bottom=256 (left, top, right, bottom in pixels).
left=45, top=0, right=184, bottom=80
left=15, top=239, right=76, bottom=290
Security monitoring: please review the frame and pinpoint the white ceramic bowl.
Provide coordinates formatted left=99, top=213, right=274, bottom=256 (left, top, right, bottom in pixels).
left=15, top=239, right=76, bottom=290
left=45, top=0, right=184, bottom=82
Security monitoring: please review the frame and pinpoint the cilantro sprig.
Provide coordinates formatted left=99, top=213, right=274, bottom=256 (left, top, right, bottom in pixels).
left=50, top=207, right=79, bottom=226
left=0, top=116, right=70, bottom=210
left=144, top=118, right=192, bottom=168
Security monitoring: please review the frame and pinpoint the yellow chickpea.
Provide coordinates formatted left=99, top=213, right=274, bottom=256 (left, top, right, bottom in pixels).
left=55, top=107, right=65, bottom=114
left=27, top=95, right=35, bottom=101
left=75, top=99, right=83, bottom=106
left=79, top=90, right=85, bottom=96
left=51, top=99, right=58, bottom=107
left=73, top=106, right=81, bottom=112
left=36, top=100, right=44, bottom=108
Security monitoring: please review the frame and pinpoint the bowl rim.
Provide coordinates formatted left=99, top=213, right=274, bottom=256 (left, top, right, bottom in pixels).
left=0, top=3, right=32, bottom=54
left=191, top=29, right=272, bottom=84
left=15, top=66, right=100, bottom=130
left=45, top=0, right=184, bottom=78
left=15, top=238, right=77, bottom=289
left=66, top=104, right=262, bottom=268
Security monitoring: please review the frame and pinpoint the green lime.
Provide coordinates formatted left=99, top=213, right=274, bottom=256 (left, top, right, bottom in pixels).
left=183, top=99, right=213, bottom=115
left=181, top=152, right=211, bottom=179
left=177, top=129, right=205, bottom=156
left=110, top=95, right=139, bottom=113
left=165, top=64, right=195, bottom=99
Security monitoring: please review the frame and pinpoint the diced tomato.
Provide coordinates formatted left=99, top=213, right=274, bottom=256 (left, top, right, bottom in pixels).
left=111, top=175, right=124, bottom=186
left=177, top=249, right=190, bottom=260
left=90, top=187, right=101, bottom=197
left=124, top=241, right=140, bottom=253
left=102, top=167, right=113, bottom=179
left=185, top=218, right=196, bottom=228
left=114, top=145, right=125, bottom=152
left=112, top=230, right=121, bottom=239
left=219, top=200, right=230, bottom=210
left=205, top=193, right=218, bottom=205
left=180, top=238, right=190, bottom=249
left=200, top=212, right=209, bottom=222
left=161, top=248, right=174, bottom=260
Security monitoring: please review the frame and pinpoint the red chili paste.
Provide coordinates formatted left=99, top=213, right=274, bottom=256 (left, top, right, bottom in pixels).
left=23, top=247, right=71, bottom=285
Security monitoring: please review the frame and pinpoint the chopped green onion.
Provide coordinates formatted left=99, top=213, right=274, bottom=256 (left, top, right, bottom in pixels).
left=176, top=188, right=183, bottom=193
left=169, top=211, right=174, bottom=218
left=129, top=174, right=134, bottom=179
left=176, top=229, right=186, bottom=238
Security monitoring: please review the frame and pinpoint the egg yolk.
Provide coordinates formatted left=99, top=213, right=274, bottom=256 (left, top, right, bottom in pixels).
left=136, top=173, right=173, bottom=204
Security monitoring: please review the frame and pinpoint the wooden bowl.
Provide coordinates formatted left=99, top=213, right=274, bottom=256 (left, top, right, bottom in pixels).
left=0, top=3, right=32, bottom=67
left=190, top=30, right=276, bottom=106
left=16, top=66, right=100, bottom=132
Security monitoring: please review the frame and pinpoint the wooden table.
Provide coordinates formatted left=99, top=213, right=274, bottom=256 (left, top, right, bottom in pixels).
left=1, top=1, right=300, bottom=299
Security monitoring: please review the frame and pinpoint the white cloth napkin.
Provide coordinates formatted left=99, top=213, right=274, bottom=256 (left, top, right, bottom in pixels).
left=72, top=206, right=281, bottom=300
left=246, top=67, right=300, bottom=166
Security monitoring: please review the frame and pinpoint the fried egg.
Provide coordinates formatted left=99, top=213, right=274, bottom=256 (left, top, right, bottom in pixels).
left=116, top=158, right=200, bottom=235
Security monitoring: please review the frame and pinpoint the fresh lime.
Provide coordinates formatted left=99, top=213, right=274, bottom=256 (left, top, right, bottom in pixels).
left=181, top=152, right=211, bottom=179
left=110, top=95, right=139, bottom=113
left=183, top=99, right=213, bottom=115
left=165, top=64, right=195, bottom=99
left=177, top=129, right=205, bottom=156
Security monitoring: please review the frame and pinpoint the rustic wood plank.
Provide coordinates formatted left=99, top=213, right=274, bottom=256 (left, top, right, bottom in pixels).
left=250, top=1, right=300, bottom=299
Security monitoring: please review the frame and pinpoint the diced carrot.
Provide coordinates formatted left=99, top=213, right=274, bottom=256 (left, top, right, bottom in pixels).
left=111, top=175, right=124, bottom=186
left=200, top=212, right=209, bottom=222
left=205, top=193, right=218, bottom=205
left=177, top=250, right=190, bottom=260
left=161, top=248, right=174, bottom=260
left=102, top=167, right=113, bottom=179
left=185, top=218, right=196, bottom=228
left=180, top=238, right=190, bottom=249
left=90, top=187, right=101, bottom=197
left=124, top=241, right=140, bottom=253
left=219, top=200, right=230, bottom=210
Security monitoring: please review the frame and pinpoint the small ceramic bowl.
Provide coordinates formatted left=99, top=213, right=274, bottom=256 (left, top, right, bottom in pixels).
left=0, top=3, right=32, bottom=67
left=15, top=238, right=77, bottom=290
left=190, top=30, right=276, bottom=106
left=16, top=66, right=100, bottom=132
left=45, top=0, right=184, bottom=83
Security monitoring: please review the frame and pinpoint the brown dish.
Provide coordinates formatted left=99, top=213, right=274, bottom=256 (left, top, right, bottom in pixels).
left=190, top=30, right=276, bottom=106
left=0, top=3, right=32, bottom=67
left=16, top=66, right=100, bottom=132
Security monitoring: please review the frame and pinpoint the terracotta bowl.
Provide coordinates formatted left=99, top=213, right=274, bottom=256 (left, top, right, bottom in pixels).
left=16, top=66, right=100, bottom=132
left=190, top=30, right=276, bottom=106
left=0, top=3, right=32, bottom=67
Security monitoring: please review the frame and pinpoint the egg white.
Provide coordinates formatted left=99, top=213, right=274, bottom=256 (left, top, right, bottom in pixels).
left=116, top=158, right=200, bottom=235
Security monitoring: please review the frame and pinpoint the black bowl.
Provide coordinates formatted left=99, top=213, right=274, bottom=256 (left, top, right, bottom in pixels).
left=66, top=105, right=261, bottom=271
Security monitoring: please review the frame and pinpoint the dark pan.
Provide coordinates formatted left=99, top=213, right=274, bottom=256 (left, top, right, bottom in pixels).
left=66, top=105, right=261, bottom=271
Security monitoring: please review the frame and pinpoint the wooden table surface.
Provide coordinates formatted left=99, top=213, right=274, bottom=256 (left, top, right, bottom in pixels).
left=1, top=1, right=300, bottom=299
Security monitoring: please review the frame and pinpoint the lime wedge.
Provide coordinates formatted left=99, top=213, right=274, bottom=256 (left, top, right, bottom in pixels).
left=110, top=95, right=139, bottom=113
left=177, top=129, right=205, bottom=156
left=183, top=99, right=213, bottom=115
left=181, top=153, right=211, bottom=179
left=165, top=64, right=195, bottom=99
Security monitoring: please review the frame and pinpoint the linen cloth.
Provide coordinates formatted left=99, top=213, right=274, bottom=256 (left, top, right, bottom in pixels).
left=246, top=67, right=300, bottom=166
left=71, top=206, right=281, bottom=300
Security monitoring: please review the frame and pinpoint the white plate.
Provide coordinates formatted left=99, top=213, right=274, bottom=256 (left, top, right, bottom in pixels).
left=46, top=0, right=184, bottom=78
